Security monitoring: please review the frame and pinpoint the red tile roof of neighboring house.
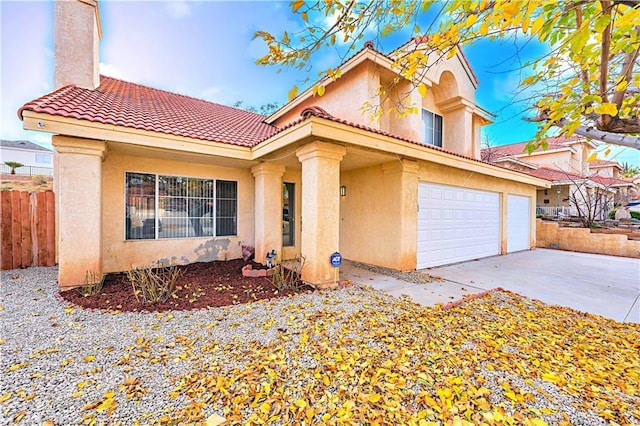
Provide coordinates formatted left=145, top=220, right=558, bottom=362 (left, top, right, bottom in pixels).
left=588, top=159, right=621, bottom=168
left=483, top=135, right=587, bottom=158
left=591, top=175, right=634, bottom=187
left=18, top=76, right=279, bottom=147
left=524, top=167, right=586, bottom=183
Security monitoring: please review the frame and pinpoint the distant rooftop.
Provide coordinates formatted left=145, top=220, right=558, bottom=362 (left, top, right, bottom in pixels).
left=0, top=140, right=52, bottom=152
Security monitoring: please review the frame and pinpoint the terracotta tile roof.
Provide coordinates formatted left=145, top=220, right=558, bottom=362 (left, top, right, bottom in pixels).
left=18, top=76, right=278, bottom=147
left=483, top=135, right=587, bottom=158
left=589, top=159, right=621, bottom=168
left=17, top=76, right=547, bottom=185
left=591, top=175, right=634, bottom=187
left=278, top=107, right=546, bottom=181
left=523, top=167, right=586, bottom=182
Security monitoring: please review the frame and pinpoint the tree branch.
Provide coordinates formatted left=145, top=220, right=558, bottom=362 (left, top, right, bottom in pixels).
left=524, top=116, right=640, bottom=149
left=611, top=25, right=640, bottom=108
left=599, top=1, right=612, bottom=105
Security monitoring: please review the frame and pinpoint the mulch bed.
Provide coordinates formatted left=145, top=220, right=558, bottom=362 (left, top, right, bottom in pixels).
left=59, top=259, right=314, bottom=313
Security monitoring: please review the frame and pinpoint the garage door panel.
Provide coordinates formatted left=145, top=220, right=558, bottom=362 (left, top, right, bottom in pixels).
left=507, top=195, right=531, bottom=253
left=417, top=183, right=501, bottom=269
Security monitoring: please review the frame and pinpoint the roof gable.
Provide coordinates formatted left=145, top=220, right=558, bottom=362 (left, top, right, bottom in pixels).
left=267, top=38, right=482, bottom=125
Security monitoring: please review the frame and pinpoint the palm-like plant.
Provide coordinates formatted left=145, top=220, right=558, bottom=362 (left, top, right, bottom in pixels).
left=620, top=162, right=640, bottom=179
left=4, top=161, right=24, bottom=175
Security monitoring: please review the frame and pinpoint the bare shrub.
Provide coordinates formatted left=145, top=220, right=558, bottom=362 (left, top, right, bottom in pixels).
left=269, top=254, right=306, bottom=291
left=32, top=174, right=49, bottom=186
left=127, top=261, right=184, bottom=303
left=77, top=270, right=105, bottom=297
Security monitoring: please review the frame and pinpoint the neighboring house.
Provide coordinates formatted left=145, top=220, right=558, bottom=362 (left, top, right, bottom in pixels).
left=0, top=140, right=53, bottom=176
left=482, top=136, right=636, bottom=218
left=19, top=0, right=548, bottom=288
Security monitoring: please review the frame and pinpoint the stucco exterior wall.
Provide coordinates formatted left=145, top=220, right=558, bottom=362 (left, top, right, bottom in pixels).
left=536, top=219, right=640, bottom=258
left=340, top=164, right=406, bottom=269
left=340, top=158, right=538, bottom=271
left=101, top=152, right=255, bottom=273
left=271, top=52, right=483, bottom=159
left=273, top=61, right=379, bottom=130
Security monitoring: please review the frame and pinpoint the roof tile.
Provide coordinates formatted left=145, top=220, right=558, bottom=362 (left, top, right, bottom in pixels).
left=19, top=76, right=278, bottom=147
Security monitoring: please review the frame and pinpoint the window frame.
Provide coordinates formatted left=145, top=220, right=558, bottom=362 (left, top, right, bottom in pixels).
left=422, top=109, right=443, bottom=148
left=124, top=172, right=238, bottom=241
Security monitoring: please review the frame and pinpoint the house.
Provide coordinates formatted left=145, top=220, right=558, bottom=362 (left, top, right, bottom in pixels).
left=19, top=0, right=549, bottom=288
left=482, top=136, right=636, bottom=218
left=0, top=140, right=53, bottom=176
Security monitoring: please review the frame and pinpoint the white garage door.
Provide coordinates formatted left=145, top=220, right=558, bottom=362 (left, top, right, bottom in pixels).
left=417, top=183, right=500, bottom=269
left=507, top=195, right=531, bottom=253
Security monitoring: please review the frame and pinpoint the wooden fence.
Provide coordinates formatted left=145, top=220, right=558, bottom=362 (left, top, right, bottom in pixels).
left=1, top=190, right=55, bottom=270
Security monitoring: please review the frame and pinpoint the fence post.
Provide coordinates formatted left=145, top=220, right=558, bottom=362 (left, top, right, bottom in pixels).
left=1, top=192, right=12, bottom=269
left=45, top=190, right=56, bottom=266
left=20, top=192, right=32, bottom=268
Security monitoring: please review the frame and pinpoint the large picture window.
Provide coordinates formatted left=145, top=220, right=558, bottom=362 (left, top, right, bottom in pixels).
left=125, top=173, right=237, bottom=240
left=422, top=109, right=443, bottom=147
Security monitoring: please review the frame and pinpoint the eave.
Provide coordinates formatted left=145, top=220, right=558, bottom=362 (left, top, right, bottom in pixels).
left=21, top=111, right=253, bottom=161
left=258, top=116, right=551, bottom=188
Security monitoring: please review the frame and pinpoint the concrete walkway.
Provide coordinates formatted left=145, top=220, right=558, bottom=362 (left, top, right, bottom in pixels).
left=340, top=249, right=640, bottom=323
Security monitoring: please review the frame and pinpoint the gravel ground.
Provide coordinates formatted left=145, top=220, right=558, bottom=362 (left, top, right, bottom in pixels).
left=1, top=267, right=638, bottom=425
left=1, top=267, right=398, bottom=425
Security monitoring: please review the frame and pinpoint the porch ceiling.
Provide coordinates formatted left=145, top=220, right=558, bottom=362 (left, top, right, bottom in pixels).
left=254, top=143, right=398, bottom=172
left=107, top=141, right=259, bottom=169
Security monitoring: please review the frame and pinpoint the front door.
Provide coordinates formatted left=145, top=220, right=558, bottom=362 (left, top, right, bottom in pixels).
left=283, top=182, right=295, bottom=246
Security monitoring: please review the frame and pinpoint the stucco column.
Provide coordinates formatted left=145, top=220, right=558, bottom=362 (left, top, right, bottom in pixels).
left=296, top=141, right=346, bottom=288
left=382, top=159, right=419, bottom=270
left=251, top=163, right=286, bottom=265
left=500, top=191, right=508, bottom=254
left=52, top=135, right=106, bottom=288
left=438, top=98, right=474, bottom=158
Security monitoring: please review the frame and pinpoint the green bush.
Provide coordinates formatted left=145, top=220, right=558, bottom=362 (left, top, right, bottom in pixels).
left=127, top=261, right=184, bottom=303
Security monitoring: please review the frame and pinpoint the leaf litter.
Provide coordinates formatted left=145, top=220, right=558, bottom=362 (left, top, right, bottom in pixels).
left=1, top=273, right=639, bottom=425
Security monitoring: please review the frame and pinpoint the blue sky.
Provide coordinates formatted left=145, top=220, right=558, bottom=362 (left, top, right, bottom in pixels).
left=1, top=1, right=638, bottom=166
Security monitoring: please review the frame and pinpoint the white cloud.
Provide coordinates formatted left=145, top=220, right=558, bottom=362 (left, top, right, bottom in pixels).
left=99, top=62, right=129, bottom=81
left=200, top=86, right=221, bottom=102
left=165, top=1, right=191, bottom=19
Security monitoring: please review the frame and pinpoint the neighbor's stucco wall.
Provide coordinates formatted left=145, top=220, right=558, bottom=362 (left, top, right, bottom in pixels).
left=0, top=147, right=52, bottom=169
left=536, top=219, right=640, bottom=258
left=525, top=151, right=572, bottom=172
left=340, top=158, right=538, bottom=271
left=101, top=152, right=255, bottom=273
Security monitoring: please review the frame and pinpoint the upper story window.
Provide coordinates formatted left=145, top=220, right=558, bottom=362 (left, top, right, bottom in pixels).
left=125, top=172, right=237, bottom=240
left=35, top=153, right=52, bottom=164
left=422, top=109, right=443, bottom=147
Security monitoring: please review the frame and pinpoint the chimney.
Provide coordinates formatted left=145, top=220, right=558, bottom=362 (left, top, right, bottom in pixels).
left=54, top=0, right=102, bottom=90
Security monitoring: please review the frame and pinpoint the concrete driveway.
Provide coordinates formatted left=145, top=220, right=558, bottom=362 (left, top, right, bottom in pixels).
left=340, top=249, right=640, bottom=323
